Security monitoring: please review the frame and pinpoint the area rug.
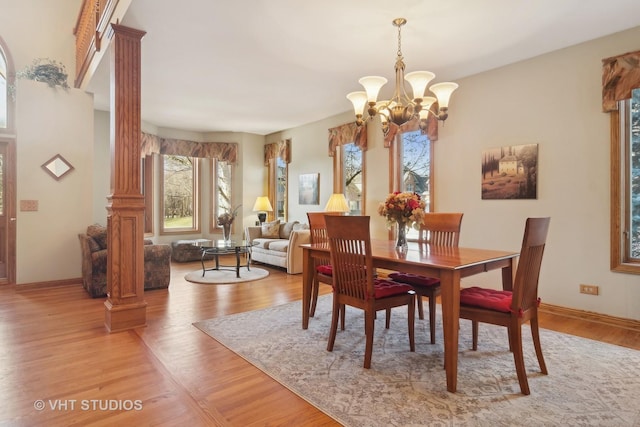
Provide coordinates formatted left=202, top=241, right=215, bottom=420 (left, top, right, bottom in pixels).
left=193, top=295, right=640, bottom=426
left=184, top=267, right=269, bottom=284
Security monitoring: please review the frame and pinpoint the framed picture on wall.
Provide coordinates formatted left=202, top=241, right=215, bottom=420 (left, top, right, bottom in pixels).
left=481, top=143, right=538, bottom=199
left=299, top=173, right=319, bottom=205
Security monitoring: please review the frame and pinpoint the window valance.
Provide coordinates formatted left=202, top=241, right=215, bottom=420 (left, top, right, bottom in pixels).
left=328, top=122, right=367, bottom=156
left=383, top=115, right=438, bottom=148
left=264, top=139, right=291, bottom=166
left=141, top=132, right=238, bottom=164
left=602, top=49, right=640, bottom=112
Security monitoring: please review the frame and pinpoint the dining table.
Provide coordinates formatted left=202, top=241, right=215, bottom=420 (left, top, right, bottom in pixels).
left=300, top=239, right=519, bottom=393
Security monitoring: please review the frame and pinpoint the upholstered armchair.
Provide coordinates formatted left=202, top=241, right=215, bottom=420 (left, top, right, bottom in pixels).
left=78, top=224, right=172, bottom=298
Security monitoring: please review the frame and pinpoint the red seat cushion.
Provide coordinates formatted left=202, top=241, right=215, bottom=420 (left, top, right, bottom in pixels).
left=373, top=279, right=413, bottom=299
left=388, top=272, right=440, bottom=287
left=316, top=264, right=333, bottom=275
left=460, top=286, right=513, bottom=313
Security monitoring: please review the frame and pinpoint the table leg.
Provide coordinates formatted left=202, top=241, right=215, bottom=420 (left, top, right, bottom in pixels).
left=200, top=250, right=207, bottom=277
left=501, top=258, right=515, bottom=291
left=440, top=269, right=461, bottom=393
left=302, top=248, right=312, bottom=329
left=235, top=248, right=241, bottom=278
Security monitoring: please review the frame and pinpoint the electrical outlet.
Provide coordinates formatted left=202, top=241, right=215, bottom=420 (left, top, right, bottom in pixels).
left=580, top=284, right=599, bottom=295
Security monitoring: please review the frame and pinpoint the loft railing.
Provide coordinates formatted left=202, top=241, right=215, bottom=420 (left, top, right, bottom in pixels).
left=73, top=0, right=124, bottom=88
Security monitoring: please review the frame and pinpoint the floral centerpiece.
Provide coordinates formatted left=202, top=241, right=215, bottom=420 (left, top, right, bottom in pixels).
left=217, top=204, right=241, bottom=241
left=377, top=192, right=426, bottom=249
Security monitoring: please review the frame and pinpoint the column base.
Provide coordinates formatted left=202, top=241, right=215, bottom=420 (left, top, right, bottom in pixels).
left=104, top=299, right=147, bottom=333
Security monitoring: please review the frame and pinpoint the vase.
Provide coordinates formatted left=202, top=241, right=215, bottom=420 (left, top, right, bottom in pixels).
left=222, top=223, right=232, bottom=242
left=396, top=221, right=408, bottom=252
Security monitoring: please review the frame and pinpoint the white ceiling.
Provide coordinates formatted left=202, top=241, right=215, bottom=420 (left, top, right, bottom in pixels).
left=85, top=0, right=640, bottom=136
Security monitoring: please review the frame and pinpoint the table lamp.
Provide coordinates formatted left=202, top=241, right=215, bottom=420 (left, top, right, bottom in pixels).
left=324, top=193, right=350, bottom=213
left=252, top=196, right=273, bottom=224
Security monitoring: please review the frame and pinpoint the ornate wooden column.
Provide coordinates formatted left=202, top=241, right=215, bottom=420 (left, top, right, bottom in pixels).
left=104, top=24, right=147, bottom=332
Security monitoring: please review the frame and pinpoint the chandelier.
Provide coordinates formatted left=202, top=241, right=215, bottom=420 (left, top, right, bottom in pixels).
left=346, top=18, right=458, bottom=135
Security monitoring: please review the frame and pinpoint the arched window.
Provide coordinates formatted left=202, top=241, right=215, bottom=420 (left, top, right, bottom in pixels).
left=0, top=37, right=16, bottom=283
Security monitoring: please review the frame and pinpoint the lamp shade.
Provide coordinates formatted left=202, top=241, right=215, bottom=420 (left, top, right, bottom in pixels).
left=429, top=82, right=459, bottom=109
left=346, top=91, right=368, bottom=116
left=404, top=71, right=435, bottom=99
left=252, top=196, right=273, bottom=212
left=358, top=76, right=387, bottom=103
left=324, top=193, right=349, bottom=213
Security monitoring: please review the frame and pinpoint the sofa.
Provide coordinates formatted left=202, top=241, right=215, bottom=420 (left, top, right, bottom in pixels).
left=245, top=220, right=310, bottom=274
left=78, top=224, right=172, bottom=298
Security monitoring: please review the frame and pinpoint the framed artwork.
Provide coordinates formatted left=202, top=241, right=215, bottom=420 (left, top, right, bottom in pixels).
left=299, top=173, right=319, bottom=205
left=481, top=143, right=538, bottom=200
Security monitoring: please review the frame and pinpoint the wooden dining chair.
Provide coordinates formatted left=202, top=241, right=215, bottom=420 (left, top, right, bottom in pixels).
left=306, top=211, right=344, bottom=319
left=388, top=212, right=464, bottom=344
left=459, top=217, right=550, bottom=395
left=324, top=215, right=415, bottom=369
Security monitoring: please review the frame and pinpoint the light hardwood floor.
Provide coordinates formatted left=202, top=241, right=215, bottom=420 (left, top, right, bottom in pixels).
left=1, top=259, right=639, bottom=426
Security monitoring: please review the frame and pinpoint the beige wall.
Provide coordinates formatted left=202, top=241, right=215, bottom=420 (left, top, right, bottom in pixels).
left=437, top=26, right=640, bottom=320
left=16, top=81, right=94, bottom=284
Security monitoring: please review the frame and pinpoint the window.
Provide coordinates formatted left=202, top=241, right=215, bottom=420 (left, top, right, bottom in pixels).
left=160, top=155, right=200, bottom=233
left=266, top=140, right=289, bottom=223
left=211, top=158, right=233, bottom=232
left=275, top=156, right=287, bottom=221
left=142, top=155, right=153, bottom=234
left=612, top=88, right=640, bottom=273
left=342, top=142, right=364, bottom=215
left=0, top=47, right=7, bottom=129
left=401, top=130, right=431, bottom=209
left=393, top=130, right=432, bottom=239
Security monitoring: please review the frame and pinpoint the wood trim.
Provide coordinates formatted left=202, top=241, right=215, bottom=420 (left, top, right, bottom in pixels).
left=610, top=105, right=640, bottom=274
left=540, top=302, right=640, bottom=332
left=15, top=278, right=83, bottom=290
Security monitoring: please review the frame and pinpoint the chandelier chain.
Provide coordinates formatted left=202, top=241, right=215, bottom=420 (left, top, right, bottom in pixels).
left=397, top=23, right=403, bottom=57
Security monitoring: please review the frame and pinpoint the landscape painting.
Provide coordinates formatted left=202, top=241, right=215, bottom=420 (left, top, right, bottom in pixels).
left=481, top=144, right=538, bottom=200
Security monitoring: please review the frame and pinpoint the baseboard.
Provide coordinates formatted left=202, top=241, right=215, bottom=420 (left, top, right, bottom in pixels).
left=15, top=277, right=83, bottom=290
left=539, top=302, right=640, bottom=332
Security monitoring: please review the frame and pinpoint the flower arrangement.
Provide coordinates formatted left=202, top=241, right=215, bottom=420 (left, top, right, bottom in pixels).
left=217, top=204, right=242, bottom=226
left=377, top=191, right=427, bottom=229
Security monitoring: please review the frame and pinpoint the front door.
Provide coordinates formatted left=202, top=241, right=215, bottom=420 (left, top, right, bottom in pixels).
left=0, top=139, right=16, bottom=284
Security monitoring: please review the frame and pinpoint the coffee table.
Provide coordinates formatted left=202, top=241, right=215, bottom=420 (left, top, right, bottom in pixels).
left=193, top=240, right=254, bottom=278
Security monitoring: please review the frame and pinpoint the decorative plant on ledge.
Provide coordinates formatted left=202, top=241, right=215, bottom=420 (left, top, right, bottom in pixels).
left=9, top=58, right=70, bottom=99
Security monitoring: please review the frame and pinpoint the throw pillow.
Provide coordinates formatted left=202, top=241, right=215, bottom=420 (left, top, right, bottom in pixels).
left=293, top=223, right=309, bottom=231
left=279, top=221, right=299, bottom=239
left=87, top=224, right=108, bottom=249
left=261, top=220, right=281, bottom=238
